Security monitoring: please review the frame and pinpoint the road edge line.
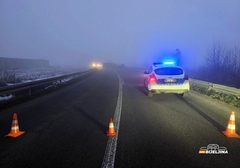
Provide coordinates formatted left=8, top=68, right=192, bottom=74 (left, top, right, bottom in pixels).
left=101, top=70, right=123, bottom=168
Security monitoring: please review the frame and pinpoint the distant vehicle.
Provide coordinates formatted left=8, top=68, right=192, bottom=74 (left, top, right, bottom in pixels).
left=92, top=63, right=102, bottom=69
left=144, top=61, right=190, bottom=97
left=102, top=62, right=117, bottom=68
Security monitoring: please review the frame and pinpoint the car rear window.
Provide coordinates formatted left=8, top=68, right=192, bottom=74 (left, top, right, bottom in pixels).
left=154, top=67, right=183, bottom=75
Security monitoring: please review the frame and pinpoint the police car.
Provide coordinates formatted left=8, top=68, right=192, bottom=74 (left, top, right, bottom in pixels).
left=144, top=61, right=190, bottom=97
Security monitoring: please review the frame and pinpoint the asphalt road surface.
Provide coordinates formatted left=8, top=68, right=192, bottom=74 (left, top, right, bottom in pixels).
left=1, top=67, right=240, bottom=168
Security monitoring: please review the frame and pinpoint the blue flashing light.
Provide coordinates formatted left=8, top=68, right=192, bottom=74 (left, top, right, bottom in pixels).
left=163, top=61, right=175, bottom=65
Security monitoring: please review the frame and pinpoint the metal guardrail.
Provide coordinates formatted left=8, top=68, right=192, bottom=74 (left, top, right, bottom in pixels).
left=0, top=69, right=94, bottom=96
left=189, top=78, right=240, bottom=98
left=127, top=67, right=240, bottom=98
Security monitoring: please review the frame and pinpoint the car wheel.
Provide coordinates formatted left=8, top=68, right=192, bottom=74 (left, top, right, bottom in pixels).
left=148, top=91, right=153, bottom=97
left=181, top=92, right=188, bottom=97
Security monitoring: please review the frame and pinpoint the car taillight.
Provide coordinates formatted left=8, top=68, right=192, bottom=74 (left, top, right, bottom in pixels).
left=149, top=74, right=157, bottom=82
left=184, top=75, right=189, bottom=80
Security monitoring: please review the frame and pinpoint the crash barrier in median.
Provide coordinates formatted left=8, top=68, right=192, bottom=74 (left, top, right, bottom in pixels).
left=0, top=69, right=95, bottom=98
left=189, top=78, right=240, bottom=98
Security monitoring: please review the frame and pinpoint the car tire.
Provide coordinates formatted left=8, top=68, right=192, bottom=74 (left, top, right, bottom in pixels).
left=181, top=92, right=188, bottom=97
left=148, top=91, right=153, bottom=97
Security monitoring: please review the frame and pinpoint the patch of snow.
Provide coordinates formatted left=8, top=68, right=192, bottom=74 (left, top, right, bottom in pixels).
left=0, top=66, right=88, bottom=101
left=0, top=94, right=14, bottom=101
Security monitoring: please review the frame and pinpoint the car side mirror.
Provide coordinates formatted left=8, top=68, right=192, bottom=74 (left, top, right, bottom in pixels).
left=144, top=71, right=149, bottom=74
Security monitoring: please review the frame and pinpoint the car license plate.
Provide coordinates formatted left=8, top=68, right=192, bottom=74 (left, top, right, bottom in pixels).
left=165, top=78, right=176, bottom=82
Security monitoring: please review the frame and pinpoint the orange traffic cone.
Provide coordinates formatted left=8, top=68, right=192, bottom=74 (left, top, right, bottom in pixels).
left=5, top=113, right=25, bottom=138
left=221, top=111, right=240, bottom=138
left=106, top=118, right=117, bottom=136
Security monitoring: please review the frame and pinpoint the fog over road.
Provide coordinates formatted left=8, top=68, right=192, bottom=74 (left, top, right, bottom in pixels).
left=1, top=1, right=240, bottom=68
left=0, top=67, right=240, bottom=167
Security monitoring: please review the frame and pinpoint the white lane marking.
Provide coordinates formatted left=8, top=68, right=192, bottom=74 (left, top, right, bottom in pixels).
left=102, top=71, right=123, bottom=168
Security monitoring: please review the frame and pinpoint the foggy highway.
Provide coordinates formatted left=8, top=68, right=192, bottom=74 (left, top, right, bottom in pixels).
left=1, top=67, right=240, bottom=167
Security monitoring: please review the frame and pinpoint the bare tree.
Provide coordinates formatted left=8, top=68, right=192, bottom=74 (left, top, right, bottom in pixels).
left=203, top=42, right=240, bottom=87
left=205, top=42, right=225, bottom=83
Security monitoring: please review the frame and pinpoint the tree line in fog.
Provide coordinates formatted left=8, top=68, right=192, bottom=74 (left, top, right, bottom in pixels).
left=190, top=42, right=240, bottom=88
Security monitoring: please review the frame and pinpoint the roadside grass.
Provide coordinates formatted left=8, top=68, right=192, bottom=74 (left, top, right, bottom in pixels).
left=190, top=85, right=240, bottom=108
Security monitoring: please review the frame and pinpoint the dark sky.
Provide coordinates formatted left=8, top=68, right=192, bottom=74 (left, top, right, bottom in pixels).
left=0, top=0, right=240, bottom=68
